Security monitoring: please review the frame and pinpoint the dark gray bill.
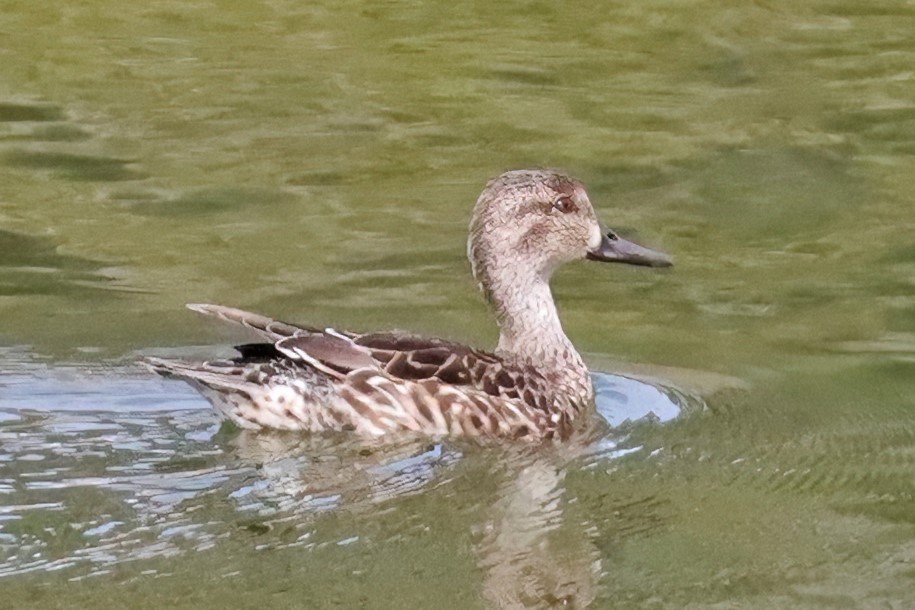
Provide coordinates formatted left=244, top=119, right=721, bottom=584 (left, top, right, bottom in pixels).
left=586, top=225, right=673, bottom=268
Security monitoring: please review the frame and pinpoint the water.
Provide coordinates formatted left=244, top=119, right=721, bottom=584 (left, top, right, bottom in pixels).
left=1, top=1, right=913, bottom=607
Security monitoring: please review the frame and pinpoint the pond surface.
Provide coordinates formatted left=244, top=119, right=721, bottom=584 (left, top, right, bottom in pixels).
left=1, top=1, right=913, bottom=608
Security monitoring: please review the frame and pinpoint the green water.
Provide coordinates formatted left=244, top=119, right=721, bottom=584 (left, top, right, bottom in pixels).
left=1, top=1, right=913, bottom=607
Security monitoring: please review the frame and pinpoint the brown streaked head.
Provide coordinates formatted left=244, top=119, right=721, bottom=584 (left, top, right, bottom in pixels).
left=468, top=169, right=671, bottom=288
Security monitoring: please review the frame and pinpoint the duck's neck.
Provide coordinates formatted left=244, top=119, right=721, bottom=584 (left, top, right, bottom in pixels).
left=494, top=277, right=565, bottom=359
left=488, top=272, right=588, bottom=382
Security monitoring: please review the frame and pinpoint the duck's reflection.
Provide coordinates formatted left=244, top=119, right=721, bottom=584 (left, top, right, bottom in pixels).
left=226, top=425, right=611, bottom=609
left=474, top=449, right=602, bottom=609
left=227, top=432, right=461, bottom=515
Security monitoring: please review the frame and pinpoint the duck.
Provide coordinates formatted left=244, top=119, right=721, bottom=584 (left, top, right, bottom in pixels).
left=146, top=169, right=672, bottom=441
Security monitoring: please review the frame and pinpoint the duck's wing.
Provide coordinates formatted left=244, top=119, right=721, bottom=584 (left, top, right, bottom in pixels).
left=354, top=333, right=551, bottom=410
left=185, top=303, right=336, bottom=340
left=184, top=304, right=549, bottom=408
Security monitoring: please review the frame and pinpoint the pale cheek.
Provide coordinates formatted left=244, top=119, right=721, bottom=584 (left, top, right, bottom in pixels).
left=588, top=224, right=603, bottom=250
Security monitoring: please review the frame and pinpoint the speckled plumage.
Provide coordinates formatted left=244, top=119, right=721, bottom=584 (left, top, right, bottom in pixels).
left=147, top=169, right=672, bottom=440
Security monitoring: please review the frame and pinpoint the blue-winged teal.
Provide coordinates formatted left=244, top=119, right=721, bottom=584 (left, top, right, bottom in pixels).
left=147, top=169, right=672, bottom=440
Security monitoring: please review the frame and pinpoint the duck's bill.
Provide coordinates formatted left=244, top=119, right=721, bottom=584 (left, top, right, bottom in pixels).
left=587, top=229, right=673, bottom=268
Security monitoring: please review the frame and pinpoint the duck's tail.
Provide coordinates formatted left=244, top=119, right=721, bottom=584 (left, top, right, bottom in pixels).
left=145, top=356, right=336, bottom=432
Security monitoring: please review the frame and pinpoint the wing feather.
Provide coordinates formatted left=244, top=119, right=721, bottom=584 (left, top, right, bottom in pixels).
left=185, top=303, right=550, bottom=414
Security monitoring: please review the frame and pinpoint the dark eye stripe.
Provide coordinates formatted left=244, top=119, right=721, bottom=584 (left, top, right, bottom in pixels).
left=553, top=196, right=577, bottom=214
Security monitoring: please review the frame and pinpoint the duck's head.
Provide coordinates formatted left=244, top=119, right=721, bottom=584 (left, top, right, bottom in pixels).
left=468, top=169, right=672, bottom=288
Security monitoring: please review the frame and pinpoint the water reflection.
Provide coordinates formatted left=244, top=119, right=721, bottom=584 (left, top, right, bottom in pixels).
left=475, top=452, right=600, bottom=608
left=225, top=433, right=462, bottom=521
left=0, top=364, right=690, bottom=594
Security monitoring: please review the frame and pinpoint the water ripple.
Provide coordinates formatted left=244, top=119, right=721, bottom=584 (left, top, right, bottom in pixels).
left=0, top=364, right=693, bottom=580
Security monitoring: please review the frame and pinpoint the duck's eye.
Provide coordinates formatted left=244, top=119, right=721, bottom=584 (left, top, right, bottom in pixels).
left=553, top=196, right=577, bottom=214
